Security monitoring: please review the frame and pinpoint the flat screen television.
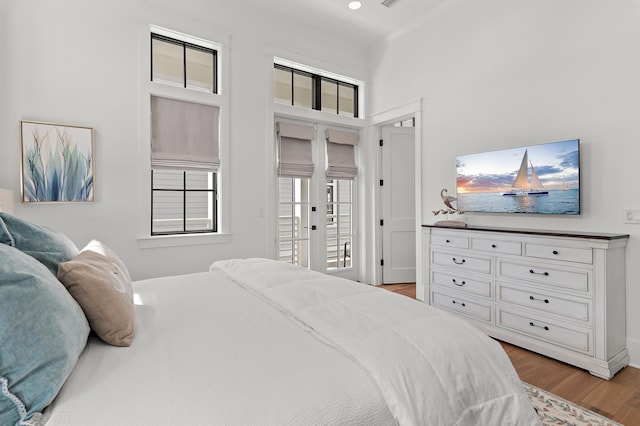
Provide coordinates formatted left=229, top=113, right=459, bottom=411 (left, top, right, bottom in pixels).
left=456, top=139, right=580, bottom=215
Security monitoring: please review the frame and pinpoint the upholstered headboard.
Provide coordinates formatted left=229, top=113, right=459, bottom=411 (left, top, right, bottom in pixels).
left=0, top=189, right=14, bottom=214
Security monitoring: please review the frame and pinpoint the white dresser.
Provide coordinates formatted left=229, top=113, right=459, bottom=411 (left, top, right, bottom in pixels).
left=421, top=225, right=629, bottom=379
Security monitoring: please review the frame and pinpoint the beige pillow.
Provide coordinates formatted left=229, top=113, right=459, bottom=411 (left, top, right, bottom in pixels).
left=57, top=240, right=135, bottom=347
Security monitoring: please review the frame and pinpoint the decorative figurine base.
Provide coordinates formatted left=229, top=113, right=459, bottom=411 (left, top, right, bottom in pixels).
left=434, top=220, right=467, bottom=228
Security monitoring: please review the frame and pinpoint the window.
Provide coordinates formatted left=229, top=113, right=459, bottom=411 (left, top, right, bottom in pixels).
left=151, top=33, right=217, bottom=93
left=274, top=64, right=359, bottom=118
left=151, top=170, right=216, bottom=235
left=149, top=30, right=221, bottom=237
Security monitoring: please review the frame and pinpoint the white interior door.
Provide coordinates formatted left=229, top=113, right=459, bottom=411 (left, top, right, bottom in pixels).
left=381, top=126, right=416, bottom=284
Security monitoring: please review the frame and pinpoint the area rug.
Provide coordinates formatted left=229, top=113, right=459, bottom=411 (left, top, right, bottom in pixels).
left=524, top=382, right=622, bottom=426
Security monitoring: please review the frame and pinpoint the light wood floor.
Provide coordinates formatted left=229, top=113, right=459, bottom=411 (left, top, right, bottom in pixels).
left=381, top=282, right=640, bottom=425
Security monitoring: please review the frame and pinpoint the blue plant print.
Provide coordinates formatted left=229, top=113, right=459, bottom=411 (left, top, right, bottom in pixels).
left=22, top=124, right=93, bottom=202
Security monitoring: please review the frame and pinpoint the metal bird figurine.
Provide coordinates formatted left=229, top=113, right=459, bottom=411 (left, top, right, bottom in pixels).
left=433, top=188, right=466, bottom=227
left=440, top=188, right=457, bottom=210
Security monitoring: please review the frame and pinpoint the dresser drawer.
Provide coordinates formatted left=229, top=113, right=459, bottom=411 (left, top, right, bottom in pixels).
left=524, top=243, right=592, bottom=264
left=497, top=309, right=592, bottom=355
left=497, top=282, right=591, bottom=322
left=497, top=259, right=590, bottom=293
left=432, top=270, right=492, bottom=298
left=431, top=234, right=468, bottom=249
left=432, top=251, right=492, bottom=274
left=432, top=291, right=492, bottom=323
left=470, top=237, right=522, bottom=255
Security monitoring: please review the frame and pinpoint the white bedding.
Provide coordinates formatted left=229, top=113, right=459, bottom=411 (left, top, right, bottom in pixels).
left=45, top=258, right=539, bottom=425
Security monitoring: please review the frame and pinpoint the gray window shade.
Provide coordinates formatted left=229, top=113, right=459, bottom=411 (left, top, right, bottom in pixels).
left=151, top=96, right=220, bottom=171
left=326, top=128, right=358, bottom=179
left=277, top=122, right=315, bottom=178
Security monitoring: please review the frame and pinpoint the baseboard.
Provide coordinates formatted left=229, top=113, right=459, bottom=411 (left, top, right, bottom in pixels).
left=627, top=337, right=640, bottom=369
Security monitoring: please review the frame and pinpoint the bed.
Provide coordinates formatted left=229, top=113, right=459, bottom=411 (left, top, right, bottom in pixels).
left=0, top=213, right=540, bottom=426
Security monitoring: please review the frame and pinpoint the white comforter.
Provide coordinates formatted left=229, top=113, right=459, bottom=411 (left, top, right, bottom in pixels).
left=45, top=258, right=539, bottom=425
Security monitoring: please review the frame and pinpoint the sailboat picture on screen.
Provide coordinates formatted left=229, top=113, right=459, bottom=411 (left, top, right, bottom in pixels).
left=456, top=139, right=580, bottom=215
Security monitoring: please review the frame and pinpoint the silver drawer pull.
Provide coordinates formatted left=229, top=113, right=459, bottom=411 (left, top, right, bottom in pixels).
left=452, top=278, right=466, bottom=286
left=529, top=296, right=549, bottom=304
left=529, top=322, right=549, bottom=331
left=452, top=257, right=466, bottom=265
left=452, top=300, right=466, bottom=307
left=529, top=269, right=549, bottom=276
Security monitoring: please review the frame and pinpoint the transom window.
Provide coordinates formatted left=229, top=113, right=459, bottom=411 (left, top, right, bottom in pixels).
left=274, top=64, right=359, bottom=118
left=151, top=33, right=217, bottom=93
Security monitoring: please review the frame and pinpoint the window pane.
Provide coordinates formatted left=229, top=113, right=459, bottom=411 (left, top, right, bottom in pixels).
left=152, top=190, right=183, bottom=234
left=185, top=171, right=211, bottom=190
left=279, top=240, right=294, bottom=263
left=320, top=79, right=337, bottom=114
left=326, top=235, right=338, bottom=269
left=293, top=72, right=312, bottom=109
left=338, top=204, right=352, bottom=236
left=152, top=38, right=183, bottom=86
left=293, top=239, right=309, bottom=268
left=274, top=67, right=292, bottom=105
left=338, top=180, right=351, bottom=203
left=185, top=191, right=212, bottom=231
left=293, top=178, right=309, bottom=204
left=338, top=83, right=355, bottom=117
left=294, top=203, right=309, bottom=239
left=186, top=47, right=214, bottom=92
left=153, top=169, right=183, bottom=189
left=326, top=204, right=337, bottom=231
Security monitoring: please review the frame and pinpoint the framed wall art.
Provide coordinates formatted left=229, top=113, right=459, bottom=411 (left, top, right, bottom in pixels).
left=20, top=120, right=94, bottom=203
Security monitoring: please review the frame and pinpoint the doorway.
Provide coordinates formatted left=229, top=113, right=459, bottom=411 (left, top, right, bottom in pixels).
left=276, top=119, right=358, bottom=281
left=380, top=124, right=416, bottom=284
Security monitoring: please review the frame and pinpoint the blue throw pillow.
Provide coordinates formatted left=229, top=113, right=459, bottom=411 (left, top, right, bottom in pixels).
left=0, top=244, right=89, bottom=426
left=0, top=213, right=79, bottom=276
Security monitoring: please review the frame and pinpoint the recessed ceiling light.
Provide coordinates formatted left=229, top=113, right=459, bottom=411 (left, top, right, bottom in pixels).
left=348, top=1, right=362, bottom=10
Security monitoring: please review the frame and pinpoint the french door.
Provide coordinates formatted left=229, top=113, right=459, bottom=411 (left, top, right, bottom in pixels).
left=278, top=177, right=311, bottom=267
left=277, top=121, right=357, bottom=279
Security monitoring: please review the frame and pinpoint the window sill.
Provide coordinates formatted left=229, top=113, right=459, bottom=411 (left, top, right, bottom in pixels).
left=137, top=232, right=231, bottom=249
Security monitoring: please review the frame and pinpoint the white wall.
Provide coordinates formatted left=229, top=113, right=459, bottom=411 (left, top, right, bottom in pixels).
left=369, top=0, right=640, bottom=365
left=0, top=0, right=369, bottom=279
left=4, top=0, right=639, bottom=366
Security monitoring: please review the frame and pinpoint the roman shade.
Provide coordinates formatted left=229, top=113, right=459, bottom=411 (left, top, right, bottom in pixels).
left=151, top=96, right=220, bottom=171
left=325, top=128, right=358, bottom=180
left=276, top=122, right=315, bottom=178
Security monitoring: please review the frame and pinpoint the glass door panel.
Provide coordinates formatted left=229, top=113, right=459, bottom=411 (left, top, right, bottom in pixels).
left=278, top=177, right=310, bottom=267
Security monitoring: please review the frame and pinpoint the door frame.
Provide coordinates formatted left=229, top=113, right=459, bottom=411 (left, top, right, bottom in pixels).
left=367, top=99, right=423, bottom=297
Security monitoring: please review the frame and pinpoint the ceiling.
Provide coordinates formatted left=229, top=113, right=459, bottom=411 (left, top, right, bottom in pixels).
left=246, top=0, right=449, bottom=45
